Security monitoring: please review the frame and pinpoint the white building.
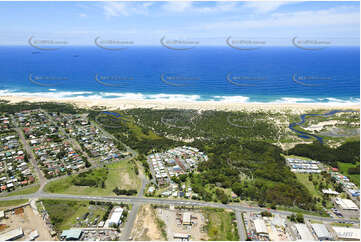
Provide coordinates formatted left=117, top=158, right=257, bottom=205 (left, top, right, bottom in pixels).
left=0, top=227, right=24, bottom=241
left=322, top=189, right=339, bottom=195
left=108, top=207, right=124, bottom=227
left=29, top=230, right=39, bottom=241
left=253, top=218, right=268, bottom=236
left=332, top=226, right=360, bottom=241
left=182, top=213, right=191, bottom=225
left=173, top=233, right=190, bottom=240
left=310, top=223, right=333, bottom=240
left=335, top=198, right=359, bottom=210
left=294, top=224, right=315, bottom=241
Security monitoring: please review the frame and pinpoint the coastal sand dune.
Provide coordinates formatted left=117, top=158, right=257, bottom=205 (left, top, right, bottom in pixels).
left=0, top=95, right=359, bottom=114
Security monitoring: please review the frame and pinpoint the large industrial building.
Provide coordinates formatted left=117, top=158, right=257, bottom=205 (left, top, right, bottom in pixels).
left=334, top=198, right=359, bottom=210
left=294, top=223, right=315, bottom=241
left=60, top=229, right=82, bottom=241
left=310, top=223, right=333, bottom=240
left=107, top=207, right=124, bottom=227
left=0, top=227, right=24, bottom=241
left=332, top=226, right=360, bottom=241
left=253, top=218, right=268, bottom=238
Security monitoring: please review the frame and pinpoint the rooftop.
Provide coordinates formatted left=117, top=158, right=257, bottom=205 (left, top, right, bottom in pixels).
left=332, top=226, right=360, bottom=240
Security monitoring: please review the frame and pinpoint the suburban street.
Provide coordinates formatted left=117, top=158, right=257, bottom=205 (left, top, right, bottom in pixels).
left=1, top=112, right=358, bottom=241
left=15, top=127, right=46, bottom=186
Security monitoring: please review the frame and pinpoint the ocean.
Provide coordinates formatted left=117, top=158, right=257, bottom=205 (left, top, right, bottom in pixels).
left=0, top=46, right=359, bottom=104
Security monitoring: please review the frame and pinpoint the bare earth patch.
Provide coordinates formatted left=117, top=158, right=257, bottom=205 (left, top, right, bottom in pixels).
left=0, top=205, right=53, bottom=241
left=130, top=205, right=164, bottom=241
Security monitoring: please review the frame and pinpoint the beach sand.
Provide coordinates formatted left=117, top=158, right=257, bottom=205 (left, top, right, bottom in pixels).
left=0, top=95, right=359, bottom=114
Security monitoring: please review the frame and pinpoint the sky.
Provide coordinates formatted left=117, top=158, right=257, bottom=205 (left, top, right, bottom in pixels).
left=0, top=1, right=359, bottom=46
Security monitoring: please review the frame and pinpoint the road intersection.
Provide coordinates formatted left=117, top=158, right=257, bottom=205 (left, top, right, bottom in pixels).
left=1, top=112, right=358, bottom=241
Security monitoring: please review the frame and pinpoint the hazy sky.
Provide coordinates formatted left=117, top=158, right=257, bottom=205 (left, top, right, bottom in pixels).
left=0, top=1, right=359, bottom=46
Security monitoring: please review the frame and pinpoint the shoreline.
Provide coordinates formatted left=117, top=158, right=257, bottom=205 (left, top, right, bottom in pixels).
left=0, top=95, right=359, bottom=114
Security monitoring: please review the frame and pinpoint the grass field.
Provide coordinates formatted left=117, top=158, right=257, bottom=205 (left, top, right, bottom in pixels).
left=0, top=199, right=28, bottom=208
left=203, top=208, right=239, bottom=241
left=295, top=173, right=336, bottom=210
left=127, top=120, right=161, bottom=140
left=277, top=205, right=329, bottom=217
left=41, top=199, right=107, bottom=231
left=331, top=222, right=355, bottom=227
left=337, top=162, right=360, bottom=187
left=44, top=160, right=141, bottom=196
left=5, top=184, right=40, bottom=197
left=295, top=173, right=321, bottom=198
left=284, top=155, right=312, bottom=160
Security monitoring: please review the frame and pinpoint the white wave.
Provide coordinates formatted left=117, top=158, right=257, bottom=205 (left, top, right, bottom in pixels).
left=100, top=92, right=201, bottom=101
left=273, top=97, right=360, bottom=105
left=0, top=89, right=359, bottom=105
left=318, top=97, right=360, bottom=103
left=273, top=97, right=315, bottom=103
left=210, top=95, right=250, bottom=103
left=0, top=90, right=97, bottom=99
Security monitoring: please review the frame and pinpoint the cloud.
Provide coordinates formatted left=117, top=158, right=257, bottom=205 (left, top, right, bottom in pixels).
left=101, top=2, right=289, bottom=17
left=103, top=2, right=129, bottom=17
left=103, top=2, right=153, bottom=17
left=242, top=1, right=292, bottom=14
left=161, top=2, right=239, bottom=14
left=199, top=6, right=359, bottom=32
left=102, top=1, right=240, bottom=17
left=161, top=1, right=193, bottom=13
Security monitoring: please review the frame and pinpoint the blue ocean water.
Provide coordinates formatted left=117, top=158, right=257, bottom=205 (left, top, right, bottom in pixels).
left=0, top=46, right=359, bottom=103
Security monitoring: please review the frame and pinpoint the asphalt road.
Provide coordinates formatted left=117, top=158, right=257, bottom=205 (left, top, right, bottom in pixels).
left=15, top=127, right=46, bottom=186
left=235, top=210, right=247, bottom=241
left=3, top=112, right=359, bottom=241
left=120, top=177, right=148, bottom=240
left=120, top=203, right=140, bottom=241
left=1, top=191, right=359, bottom=225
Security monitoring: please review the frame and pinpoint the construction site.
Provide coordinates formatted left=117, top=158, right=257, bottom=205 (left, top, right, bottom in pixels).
left=0, top=202, right=54, bottom=241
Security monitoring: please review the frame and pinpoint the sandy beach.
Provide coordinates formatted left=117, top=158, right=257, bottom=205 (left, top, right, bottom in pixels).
left=0, top=95, right=359, bottom=114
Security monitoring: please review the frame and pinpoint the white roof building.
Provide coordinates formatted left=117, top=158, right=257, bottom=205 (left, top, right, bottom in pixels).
left=182, top=212, right=191, bottom=225
left=173, top=233, right=190, bottom=239
left=294, top=224, right=315, bottom=241
left=253, top=218, right=268, bottom=235
left=108, top=207, right=124, bottom=227
left=29, top=230, right=39, bottom=241
left=271, top=214, right=285, bottom=227
left=332, top=226, right=360, bottom=241
left=322, top=189, right=339, bottom=195
left=310, top=223, right=333, bottom=240
left=335, top=198, right=359, bottom=210
left=0, top=227, right=24, bottom=241
left=148, top=186, right=155, bottom=193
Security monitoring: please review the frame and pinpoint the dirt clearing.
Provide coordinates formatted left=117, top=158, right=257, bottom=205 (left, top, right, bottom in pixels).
left=130, top=204, right=165, bottom=241
left=0, top=205, right=53, bottom=241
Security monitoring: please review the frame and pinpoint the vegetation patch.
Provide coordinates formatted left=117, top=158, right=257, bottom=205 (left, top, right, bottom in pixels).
left=72, top=169, right=108, bottom=188
left=288, top=141, right=360, bottom=167
left=189, top=140, right=314, bottom=210
left=337, top=161, right=360, bottom=186
left=5, top=184, right=40, bottom=197
left=0, top=199, right=28, bottom=208
left=41, top=199, right=109, bottom=231
left=203, top=208, right=239, bottom=241
left=44, top=160, right=141, bottom=196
